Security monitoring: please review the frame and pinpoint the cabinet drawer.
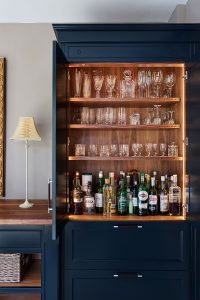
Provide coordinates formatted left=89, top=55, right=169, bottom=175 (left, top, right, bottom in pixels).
left=0, top=230, right=41, bottom=250
left=64, top=270, right=189, bottom=300
left=64, top=222, right=189, bottom=270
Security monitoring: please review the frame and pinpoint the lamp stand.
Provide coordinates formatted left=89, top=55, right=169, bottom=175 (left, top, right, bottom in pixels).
left=19, top=140, right=34, bottom=208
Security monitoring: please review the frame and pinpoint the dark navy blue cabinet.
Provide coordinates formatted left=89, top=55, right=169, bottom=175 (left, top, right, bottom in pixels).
left=51, top=24, right=200, bottom=300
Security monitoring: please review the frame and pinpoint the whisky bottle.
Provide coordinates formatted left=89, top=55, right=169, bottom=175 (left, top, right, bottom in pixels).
left=169, top=174, right=181, bottom=216
left=83, top=181, right=95, bottom=215
left=109, top=172, right=117, bottom=214
left=148, top=177, right=158, bottom=215
left=72, top=171, right=83, bottom=215
left=95, top=171, right=104, bottom=214
left=132, top=180, right=138, bottom=215
left=159, top=176, right=169, bottom=215
left=103, top=178, right=110, bottom=216
left=138, top=172, right=148, bottom=216
left=126, top=175, right=133, bottom=214
left=118, top=177, right=127, bottom=215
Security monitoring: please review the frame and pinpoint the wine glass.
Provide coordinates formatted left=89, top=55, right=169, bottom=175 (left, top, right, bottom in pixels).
left=152, top=144, right=158, bottom=156
left=160, top=143, right=167, bottom=156
left=145, top=70, right=152, bottom=97
left=153, top=105, right=162, bottom=125
left=168, top=111, right=175, bottom=125
left=105, top=75, right=116, bottom=98
left=137, top=70, right=146, bottom=97
left=164, top=73, right=176, bottom=98
left=152, top=70, right=163, bottom=98
left=137, top=144, right=143, bottom=156
left=75, top=68, right=82, bottom=97
left=145, top=143, right=152, bottom=156
left=93, top=75, right=104, bottom=98
left=132, top=143, right=138, bottom=156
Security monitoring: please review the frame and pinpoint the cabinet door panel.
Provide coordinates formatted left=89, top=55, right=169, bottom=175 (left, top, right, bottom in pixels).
left=65, top=270, right=189, bottom=300
left=65, top=222, right=189, bottom=270
left=66, top=43, right=191, bottom=62
left=0, top=230, right=41, bottom=250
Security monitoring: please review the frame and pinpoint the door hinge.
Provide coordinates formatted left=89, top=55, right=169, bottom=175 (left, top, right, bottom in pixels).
left=67, top=137, right=70, bottom=146
left=184, top=137, right=189, bottom=146
left=182, top=71, right=188, bottom=80
left=67, top=70, right=70, bottom=81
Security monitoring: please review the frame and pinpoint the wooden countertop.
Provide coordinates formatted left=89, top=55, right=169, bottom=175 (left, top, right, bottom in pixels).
left=0, top=200, right=52, bottom=225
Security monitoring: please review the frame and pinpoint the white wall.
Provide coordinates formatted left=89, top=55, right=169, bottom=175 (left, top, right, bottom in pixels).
left=169, top=0, right=200, bottom=22
left=0, top=24, right=55, bottom=199
left=168, top=4, right=186, bottom=22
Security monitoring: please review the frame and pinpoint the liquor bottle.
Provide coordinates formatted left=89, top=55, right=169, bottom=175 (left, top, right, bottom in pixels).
left=109, top=172, right=117, bottom=214
left=169, top=175, right=181, bottom=216
left=159, top=176, right=169, bottom=215
left=83, top=181, right=95, bottom=214
left=138, top=172, right=148, bottom=216
left=72, top=171, right=83, bottom=215
left=165, top=174, right=170, bottom=190
left=146, top=174, right=151, bottom=191
left=132, top=180, right=138, bottom=215
left=152, top=170, right=159, bottom=190
left=103, top=178, right=110, bottom=216
left=148, top=177, right=158, bottom=215
left=118, top=177, right=127, bottom=215
left=126, top=175, right=133, bottom=214
left=95, top=171, right=104, bottom=214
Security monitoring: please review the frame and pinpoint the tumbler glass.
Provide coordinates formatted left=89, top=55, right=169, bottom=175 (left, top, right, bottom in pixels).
left=96, top=108, right=104, bottom=125
left=83, top=73, right=91, bottom=98
left=119, top=144, right=129, bottom=157
left=88, top=144, right=98, bottom=156
left=100, top=145, right=110, bottom=157
left=118, top=107, right=126, bottom=125
left=110, top=144, right=118, bottom=157
left=81, top=107, right=89, bottom=124
left=89, top=108, right=96, bottom=124
left=75, top=144, right=86, bottom=156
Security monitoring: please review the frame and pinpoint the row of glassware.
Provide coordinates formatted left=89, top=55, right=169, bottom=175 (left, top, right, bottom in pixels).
left=74, top=69, right=176, bottom=99
left=75, top=106, right=175, bottom=126
left=75, top=142, right=179, bottom=157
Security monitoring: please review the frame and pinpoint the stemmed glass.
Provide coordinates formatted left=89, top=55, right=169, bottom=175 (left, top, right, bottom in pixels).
left=105, top=75, right=116, bottom=98
left=137, top=71, right=146, bottom=97
left=132, top=143, right=138, bottom=156
left=145, top=70, right=152, bottom=97
left=93, top=75, right=104, bottom=98
left=168, top=111, right=175, bottom=125
left=152, top=70, right=163, bottom=98
left=153, top=105, right=162, bottom=125
left=145, top=143, right=152, bottom=156
left=152, top=144, right=158, bottom=156
left=75, top=69, right=82, bottom=97
left=160, top=143, right=167, bottom=156
left=164, top=73, right=176, bottom=97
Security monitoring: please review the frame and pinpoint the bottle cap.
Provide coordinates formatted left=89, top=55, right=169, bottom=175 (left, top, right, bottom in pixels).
left=75, top=171, right=80, bottom=176
left=99, top=171, right=103, bottom=178
left=161, top=176, right=165, bottom=181
left=134, top=181, right=137, bottom=185
left=153, top=171, right=157, bottom=176
left=109, top=172, right=114, bottom=178
left=151, top=177, right=155, bottom=185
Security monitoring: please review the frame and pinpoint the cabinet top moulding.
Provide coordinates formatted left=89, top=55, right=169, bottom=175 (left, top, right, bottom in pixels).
left=68, top=156, right=183, bottom=161
left=67, top=62, right=184, bottom=68
left=68, top=124, right=181, bottom=130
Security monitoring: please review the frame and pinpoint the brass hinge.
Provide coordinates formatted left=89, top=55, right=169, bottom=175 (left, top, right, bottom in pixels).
left=184, top=137, right=189, bottom=146
left=182, top=71, right=188, bottom=80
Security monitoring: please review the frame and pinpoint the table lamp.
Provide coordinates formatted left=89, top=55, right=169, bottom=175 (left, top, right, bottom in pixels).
left=10, top=117, right=41, bottom=208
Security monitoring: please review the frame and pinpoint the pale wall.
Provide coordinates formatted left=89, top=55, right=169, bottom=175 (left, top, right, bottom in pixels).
left=0, top=24, right=55, bottom=199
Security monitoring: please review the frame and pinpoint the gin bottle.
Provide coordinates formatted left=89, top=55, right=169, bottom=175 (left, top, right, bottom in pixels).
left=169, top=175, right=181, bottom=216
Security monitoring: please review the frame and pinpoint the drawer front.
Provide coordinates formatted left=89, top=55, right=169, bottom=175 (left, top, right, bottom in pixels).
left=65, top=43, right=191, bottom=62
left=0, top=230, right=41, bottom=250
left=64, top=270, right=189, bottom=300
left=65, top=222, right=189, bottom=270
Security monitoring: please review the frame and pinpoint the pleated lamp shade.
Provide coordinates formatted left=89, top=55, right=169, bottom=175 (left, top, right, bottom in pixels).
left=10, top=117, right=41, bottom=141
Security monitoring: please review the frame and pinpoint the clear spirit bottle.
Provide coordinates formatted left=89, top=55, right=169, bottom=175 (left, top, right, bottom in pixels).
left=169, top=174, right=181, bottom=216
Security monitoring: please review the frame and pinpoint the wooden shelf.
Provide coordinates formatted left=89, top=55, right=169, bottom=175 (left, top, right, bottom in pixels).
left=69, top=156, right=183, bottom=161
left=0, top=260, right=41, bottom=287
left=68, top=124, right=180, bottom=130
left=67, top=97, right=180, bottom=107
left=68, top=62, right=184, bottom=68
left=67, top=214, right=185, bottom=222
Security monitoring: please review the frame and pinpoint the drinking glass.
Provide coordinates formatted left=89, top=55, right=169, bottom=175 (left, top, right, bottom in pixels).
left=129, top=113, right=140, bottom=125
left=83, top=73, right=91, bottom=98
left=81, top=107, right=89, bottom=124
left=93, top=75, right=104, bottom=98
left=168, top=111, right=175, bottom=125
left=132, top=143, right=138, bottom=156
left=88, top=144, right=98, bottom=156
left=137, top=70, right=146, bottom=98
left=75, top=144, right=86, bottom=156
left=163, top=73, right=176, bottom=97
left=153, top=105, right=162, bottom=125
left=152, top=70, right=163, bottom=98
left=110, top=144, right=118, bottom=157
left=145, top=143, right=153, bottom=156
left=119, top=144, right=129, bottom=157
left=100, top=145, right=110, bottom=157
left=137, top=144, right=143, bottom=156
left=120, top=70, right=135, bottom=98
left=160, top=143, right=167, bottom=156
left=145, top=70, right=152, bottom=97
left=96, top=108, right=104, bottom=125
left=152, top=144, right=158, bottom=156
left=168, top=142, right=178, bottom=157
left=104, top=107, right=115, bottom=125
left=89, top=108, right=96, bottom=124
left=75, top=68, right=82, bottom=97
left=105, top=75, right=116, bottom=98
left=118, top=107, right=126, bottom=125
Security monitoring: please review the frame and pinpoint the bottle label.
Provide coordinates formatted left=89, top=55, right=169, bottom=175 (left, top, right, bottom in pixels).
left=133, top=197, right=138, bottom=207
left=138, top=191, right=148, bottom=201
left=95, top=193, right=103, bottom=208
left=84, top=196, right=95, bottom=208
left=160, top=195, right=169, bottom=212
left=73, top=191, right=83, bottom=203
left=139, top=203, right=148, bottom=209
left=129, top=201, right=133, bottom=214
left=149, top=195, right=157, bottom=205
left=118, top=197, right=127, bottom=212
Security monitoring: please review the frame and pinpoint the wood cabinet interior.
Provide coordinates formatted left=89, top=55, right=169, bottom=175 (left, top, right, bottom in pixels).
left=0, top=295, right=40, bottom=300
left=57, top=62, right=186, bottom=218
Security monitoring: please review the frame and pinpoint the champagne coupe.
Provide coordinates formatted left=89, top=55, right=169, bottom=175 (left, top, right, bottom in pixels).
left=164, top=73, right=176, bottom=98
left=152, top=70, right=163, bottom=98
left=105, top=75, right=116, bottom=98
left=93, top=75, right=104, bottom=98
left=75, top=68, right=82, bottom=97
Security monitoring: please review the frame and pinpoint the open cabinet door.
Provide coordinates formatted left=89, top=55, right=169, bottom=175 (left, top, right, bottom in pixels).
left=52, top=41, right=68, bottom=240
left=186, top=63, right=200, bottom=216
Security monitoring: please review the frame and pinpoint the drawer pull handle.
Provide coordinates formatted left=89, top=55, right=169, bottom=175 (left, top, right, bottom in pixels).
left=113, top=225, right=143, bottom=229
left=113, top=272, right=143, bottom=279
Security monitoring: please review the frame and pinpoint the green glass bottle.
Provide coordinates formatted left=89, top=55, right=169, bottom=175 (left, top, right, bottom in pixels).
left=148, top=177, right=158, bottom=215
left=132, top=180, right=138, bottom=215
left=138, top=172, right=148, bottom=216
left=103, top=178, right=110, bottom=216
left=118, top=177, right=127, bottom=215
left=95, top=171, right=104, bottom=214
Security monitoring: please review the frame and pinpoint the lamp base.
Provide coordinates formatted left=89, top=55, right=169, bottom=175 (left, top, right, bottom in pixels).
left=19, top=200, right=34, bottom=209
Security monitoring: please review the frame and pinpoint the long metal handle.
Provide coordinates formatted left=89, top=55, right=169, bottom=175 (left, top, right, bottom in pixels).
left=113, top=272, right=143, bottom=279
left=113, top=224, right=143, bottom=229
left=48, top=178, right=53, bottom=213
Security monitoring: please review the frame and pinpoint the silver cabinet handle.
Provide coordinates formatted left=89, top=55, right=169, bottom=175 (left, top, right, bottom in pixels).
left=113, top=225, right=143, bottom=229
left=113, top=272, right=143, bottom=279
left=48, top=178, right=53, bottom=213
